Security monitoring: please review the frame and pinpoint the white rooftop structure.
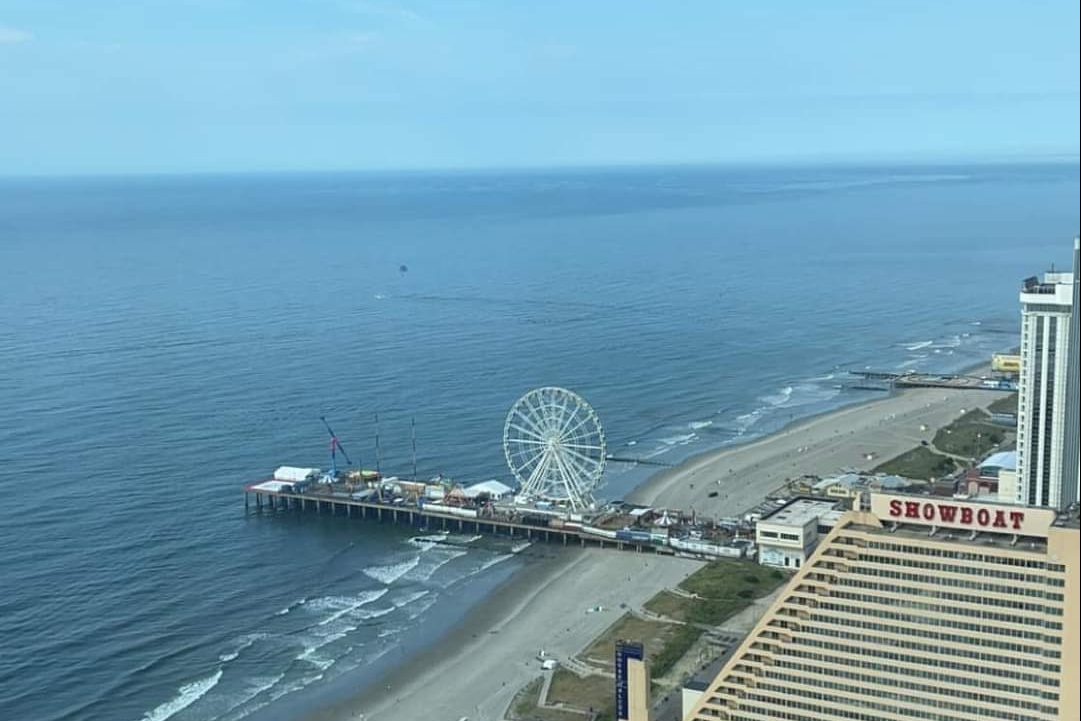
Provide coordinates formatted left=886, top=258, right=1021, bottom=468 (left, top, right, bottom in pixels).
left=463, top=479, right=515, bottom=499
left=762, top=498, right=838, bottom=526
left=980, top=451, right=1018, bottom=474
left=273, top=466, right=320, bottom=482
left=756, top=498, right=840, bottom=570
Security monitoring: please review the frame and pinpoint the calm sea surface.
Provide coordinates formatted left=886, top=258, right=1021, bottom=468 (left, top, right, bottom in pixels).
left=0, top=163, right=1077, bottom=721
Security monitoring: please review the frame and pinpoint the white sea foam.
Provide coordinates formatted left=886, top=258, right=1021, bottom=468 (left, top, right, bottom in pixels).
left=688, top=420, right=714, bottom=430
left=275, top=597, right=306, bottom=616
left=905, top=340, right=933, bottom=351
left=392, top=589, right=431, bottom=608
left=761, top=386, right=794, bottom=406
left=297, top=620, right=359, bottom=669
left=733, top=410, right=763, bottom=434
left=478, top=553, right=513, bottom=571
left=406, top=594, right=439, bottom=620
left=447, top=533, right=483, bottom=544
left=357, top=605, right=396, bottom=620
left=363, top=556, right=421, bottom=585
left=307, top=589, right=389, bottom=624
left=268, top=674, right=323, bottom=703
left=216, top=673, right=286, bottom=721
left=298, top=647, right=338, bottom=671
left=140, top=669, right=222, bottom=721
left=408, top=533, right=449, bottom=550
left=658, top=433, right=697, bottom=446
left=218, top=633, right=267, bottom=664
left=405, top=548, right=468, bottom=582
left=511, top=541, right=532, bottom=554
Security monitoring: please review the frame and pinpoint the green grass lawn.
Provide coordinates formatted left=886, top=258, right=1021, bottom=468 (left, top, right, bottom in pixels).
left=875, top=445, right=958, bottom=480
left=581, top=614, right=679, bottom=669
left=547, top=669, right=614, bottom=719
left=988, top=392, right=1018, bottom=415
left=516, top=560, right=789, bottom=721
left=642, top=560, right=787, bottom=677
left=509, top=676, right=592, bottom=721
left=933, top=409, right=1007, bottom=459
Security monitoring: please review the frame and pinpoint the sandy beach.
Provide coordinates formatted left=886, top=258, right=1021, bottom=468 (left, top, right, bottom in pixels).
left=630, top=383, right=1002, bottom=515
left=321, top=383, right=1008, bottom=721
left=317, top=549, right=703, bottom=721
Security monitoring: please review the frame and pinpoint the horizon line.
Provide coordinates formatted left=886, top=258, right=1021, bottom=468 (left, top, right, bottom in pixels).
left=1, top=152, right=1078, bottom=182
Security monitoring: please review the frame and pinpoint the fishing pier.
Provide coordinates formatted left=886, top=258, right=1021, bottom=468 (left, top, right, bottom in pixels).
left=245, top=485, right=676, bottom=553
left=845, top=370, right=1016, bottom=392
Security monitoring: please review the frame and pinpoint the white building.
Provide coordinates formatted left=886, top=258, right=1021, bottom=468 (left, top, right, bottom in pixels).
left=1016, top=247, right=1077, bottom=509
left=1061, top=238, right=1080, bottom=505
left=755, top=497, right=838, bottom=569
left=462, top=479, right=515, bottom=501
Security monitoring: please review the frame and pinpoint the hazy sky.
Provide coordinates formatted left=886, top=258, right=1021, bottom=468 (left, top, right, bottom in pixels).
left=1, top=0, right=1078, bottom=175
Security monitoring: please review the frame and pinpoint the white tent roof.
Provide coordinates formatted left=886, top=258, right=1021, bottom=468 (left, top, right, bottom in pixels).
left=980, top=451, right=1018, bottom=472
left=463, top=480, right=515, bottom=497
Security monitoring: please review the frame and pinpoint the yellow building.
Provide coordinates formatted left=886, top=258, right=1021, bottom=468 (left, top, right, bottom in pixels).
left=686, top=493, right=1079, bottom=721
left=992, top=353, right=1022, bottom=374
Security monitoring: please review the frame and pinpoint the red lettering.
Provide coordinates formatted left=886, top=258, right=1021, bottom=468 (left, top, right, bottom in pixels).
left=922, top=503, right=936, bottom=520
left=905, top=501, right=921, bottom=519
left=1009, top=511, right=1025, bottom=530
left=961, top=508, right=973, bottom=524
left=889, top=499, right=903, bottom=517
left=992, top=510, right=1007, bottom=528
left=977, top=508, right=991, bottom=526
left=938, top=505, right=958, bottom=523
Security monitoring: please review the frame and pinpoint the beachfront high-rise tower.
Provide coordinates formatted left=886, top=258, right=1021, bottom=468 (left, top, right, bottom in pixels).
left=1016, top=242, right=1077, bottom=509
left=683, top=494, right=1079, bottom=721
left=1060, top=238, right=1080, bottom=506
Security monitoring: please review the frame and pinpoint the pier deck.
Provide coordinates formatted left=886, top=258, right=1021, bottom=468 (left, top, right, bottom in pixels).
left=244, top=488, right=671, bottom=554
left=847, top=370, right=1016, bottom=391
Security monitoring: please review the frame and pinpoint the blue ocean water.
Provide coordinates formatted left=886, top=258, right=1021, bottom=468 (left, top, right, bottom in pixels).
left=0, top=163, right=1077, bottom=721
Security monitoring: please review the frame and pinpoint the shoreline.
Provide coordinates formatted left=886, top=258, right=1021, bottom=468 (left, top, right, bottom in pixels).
left=329, top=548, right=703, bottom=721
left=312, top=367, right=1008, bottom=721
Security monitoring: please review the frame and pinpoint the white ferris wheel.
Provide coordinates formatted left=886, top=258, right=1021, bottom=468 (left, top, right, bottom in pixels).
left=503, top=387, right=606, bottom=511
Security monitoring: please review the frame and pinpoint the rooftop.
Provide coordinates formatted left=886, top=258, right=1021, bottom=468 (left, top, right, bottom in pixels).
left=853, top=518, right=1051, bottom=553
left=813, top=473, right=910, bottom=491
left=761, top=497, right=839, bottom=527
left=979, top=451, right=1017, bottom=472
left=1021, top=272, right=1074, bottom=303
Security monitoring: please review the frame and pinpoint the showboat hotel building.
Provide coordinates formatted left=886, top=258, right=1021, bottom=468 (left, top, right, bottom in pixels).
left=686, top=493, right=1079, bottom=721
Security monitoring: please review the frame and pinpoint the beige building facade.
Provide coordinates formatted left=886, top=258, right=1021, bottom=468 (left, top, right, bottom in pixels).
left=686, top=493, right=1079, bottom=721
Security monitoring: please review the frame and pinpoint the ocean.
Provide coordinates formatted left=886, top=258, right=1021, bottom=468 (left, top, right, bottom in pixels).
left=0, top=162, right=1077, bottom=721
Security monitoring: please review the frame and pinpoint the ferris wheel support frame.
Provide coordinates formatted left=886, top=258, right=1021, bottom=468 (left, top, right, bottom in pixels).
left=503, top=387, right=606, bottom=511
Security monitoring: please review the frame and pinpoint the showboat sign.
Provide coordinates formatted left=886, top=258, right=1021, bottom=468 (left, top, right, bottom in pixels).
left=871, top=494, right=1057, bottom=537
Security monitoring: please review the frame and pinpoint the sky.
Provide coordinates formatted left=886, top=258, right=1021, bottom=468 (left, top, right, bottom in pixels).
left=0, top=0, right=1078, bottom=175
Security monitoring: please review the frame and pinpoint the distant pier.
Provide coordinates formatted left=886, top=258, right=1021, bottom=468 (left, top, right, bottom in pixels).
left=844, top=370, right=1016, bottom=392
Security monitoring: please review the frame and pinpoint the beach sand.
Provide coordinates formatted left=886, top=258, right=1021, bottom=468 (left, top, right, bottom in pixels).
left=321, top=383, right=1007, bottom=721
left=630, top=384, right=1001, bottom=515
left=317, top=549, right=702, bottom=721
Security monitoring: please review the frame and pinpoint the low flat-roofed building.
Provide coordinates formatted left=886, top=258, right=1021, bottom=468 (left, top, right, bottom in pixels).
left=462, top=479, right=515, bottom=500
left=755, top=497, right=839, bottom=569
left=685, top=493, right=1079, bottom=721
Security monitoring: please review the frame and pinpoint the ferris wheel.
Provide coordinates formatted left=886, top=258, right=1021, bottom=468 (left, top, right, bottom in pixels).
left=503, top=387, right=606, bottom=511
